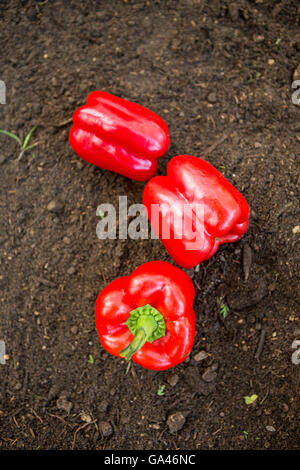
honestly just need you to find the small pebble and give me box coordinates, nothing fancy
[76,161,84,170]
[47,200,64,213]
[266,425,276,432]
[56,393,72,414]
[207,92,217,104]
[14,382,22,391]
[228,3,239,21]
[98,400,109,413]
[167,412,186,434]
[193,350,209,362]
[202,367,218,383]
[67,266,76,275]
[166,373,179,387]
[253,34,264,42]
[99,421,113,438]
[292,225,300,234]
[81,413,92,423]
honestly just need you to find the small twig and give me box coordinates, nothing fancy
[276,202,293,219]
[272,2,284,17]
[208,115,216,130]
[204,133,228,155]
[260,389,269,405]
[31,408,43,424]
[72,421,95,449]
[125,360,131,375]
[12,415,19,428]
[243,244,252,281]
[212,428,222,435]
[52,117,73,128]
[255,328,266,360]
[47,412,72,426]
[34,276,56,288]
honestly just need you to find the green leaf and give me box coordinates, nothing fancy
[217,297,230,319]
[157,384,166,396]
[0,129,22,146]
[244,394,258,405]
[25,142,39,152]
[220,303,229,319]
[22,125,37,150]
[88,354,94,364]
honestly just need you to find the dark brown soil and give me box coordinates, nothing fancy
[0,0,299,450]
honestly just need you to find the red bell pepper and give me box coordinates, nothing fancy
[69,91,169,181]
[143,155,250,269]
[95,261,195,370]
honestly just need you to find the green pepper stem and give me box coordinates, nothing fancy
[119,327,149,361]
[119,307,165,361]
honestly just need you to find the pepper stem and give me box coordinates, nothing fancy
[119,304,166,361]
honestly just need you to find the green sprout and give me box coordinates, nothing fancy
[217,297,230,319]
[88,354,94,364]
[244,394,258,405]
[0,125,38,160]
[157,384,166,396]
[243,430,249,440]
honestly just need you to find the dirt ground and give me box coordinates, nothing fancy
[0,0,299,451]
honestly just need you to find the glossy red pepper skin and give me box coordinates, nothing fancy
[143,155,250,269]
[69,91,169,181]
[95,261,195,371]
